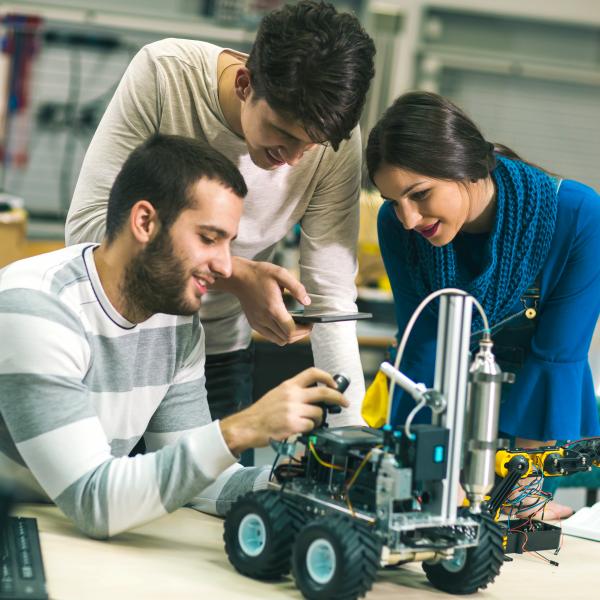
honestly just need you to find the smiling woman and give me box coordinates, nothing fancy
[366,92,600,519]
[372,162,496,246]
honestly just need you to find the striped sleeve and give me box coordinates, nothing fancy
[0,290,237,538]
[144,317,269,517]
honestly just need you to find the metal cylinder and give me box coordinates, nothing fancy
[461,338,505,513]
[432,294,473,521]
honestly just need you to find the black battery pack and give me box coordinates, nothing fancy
[503,519,562,554]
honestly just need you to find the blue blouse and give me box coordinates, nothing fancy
[378,179,600,440]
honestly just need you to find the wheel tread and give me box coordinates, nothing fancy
[423,511,505,594]
[292,514,382,600]
[224,490,303,580]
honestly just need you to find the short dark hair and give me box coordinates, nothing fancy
[246,0,376,151]
[105,134,247,243]
[366,91,535,185]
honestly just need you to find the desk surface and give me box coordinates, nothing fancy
[15,504,599,600]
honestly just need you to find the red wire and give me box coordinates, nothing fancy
[561,436,600,448]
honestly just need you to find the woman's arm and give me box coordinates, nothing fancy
[498,181,600,440]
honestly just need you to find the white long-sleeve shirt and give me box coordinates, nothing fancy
[65,39,366,425]
[0,245,267,538]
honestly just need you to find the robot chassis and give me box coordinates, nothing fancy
[223,292,600,599]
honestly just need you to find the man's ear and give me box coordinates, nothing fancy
[234,67,252,103]
[129,200,159,244]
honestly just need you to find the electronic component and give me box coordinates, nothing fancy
[316,372,351,417]
[502,519,561,557]
[0,484,11,540]
[288,310,372,324]
[332,372,350,393]
[223,289,600,599]
[396,425,449,482]
[225,291,501,598]
[303,427,382,456]
[0,517,47,599]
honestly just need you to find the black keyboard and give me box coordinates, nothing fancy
[0,517,47,600]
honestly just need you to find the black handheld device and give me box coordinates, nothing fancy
[289,310,372,324]
[317,373,351,419]
[0,482,11,540]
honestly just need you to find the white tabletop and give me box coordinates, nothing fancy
[14,503,600,600]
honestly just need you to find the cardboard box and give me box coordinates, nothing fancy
[357,189,388,289]
[0,208,27,268]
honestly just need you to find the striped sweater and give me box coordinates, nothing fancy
[0,244,267,538]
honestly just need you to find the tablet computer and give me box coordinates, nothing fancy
[289,310,372,324]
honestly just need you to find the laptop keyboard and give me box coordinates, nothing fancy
[0,517,47,599]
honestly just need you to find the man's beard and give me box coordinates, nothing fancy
[122,229,199,321]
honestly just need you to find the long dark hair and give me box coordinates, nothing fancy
[366,91,527,183]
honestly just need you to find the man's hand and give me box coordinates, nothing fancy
[213,257,313,346]
[220,368,349,456]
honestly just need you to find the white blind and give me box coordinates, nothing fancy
[440,70,600,190]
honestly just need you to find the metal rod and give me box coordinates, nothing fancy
[432,294,473,521]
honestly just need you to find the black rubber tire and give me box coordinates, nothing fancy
[422,510,504,594]
[224,490,305,580]
[291,514,381,600]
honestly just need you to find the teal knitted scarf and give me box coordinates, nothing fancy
[406,155,558,330]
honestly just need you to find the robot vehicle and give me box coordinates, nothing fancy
[223,290,599,599]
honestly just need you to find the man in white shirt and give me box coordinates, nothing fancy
[65,1,376,429]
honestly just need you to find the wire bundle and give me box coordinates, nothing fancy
[503,468,552,520]
[502,469,563,566]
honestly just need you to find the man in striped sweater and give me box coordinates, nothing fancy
[0,135,347,538]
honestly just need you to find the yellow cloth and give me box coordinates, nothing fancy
[361,369,389,428]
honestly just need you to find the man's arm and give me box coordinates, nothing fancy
[0,292,349,537]
[298,128,365,426]
[0,291,238,538]
[145,350,351,516]
[65,45,162,244]
[143,321,269,517]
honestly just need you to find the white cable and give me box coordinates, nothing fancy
[386,288,490,427]
[404,399,427,439]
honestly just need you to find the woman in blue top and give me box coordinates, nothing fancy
[366,92,600,518]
